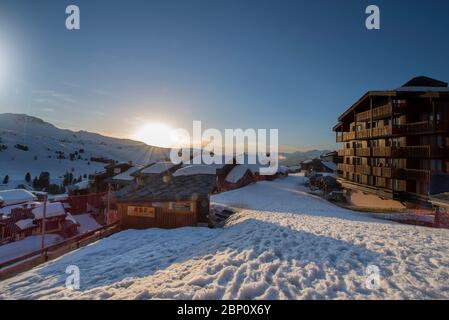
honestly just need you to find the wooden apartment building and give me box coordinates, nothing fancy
[333,76,449,205]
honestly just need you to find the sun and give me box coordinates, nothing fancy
[134,123,179,148]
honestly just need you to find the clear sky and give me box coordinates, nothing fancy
[0,0,448,151]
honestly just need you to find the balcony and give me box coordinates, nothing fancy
[372,166,392,178]
[356,148,371,157]
[342,131,356,142]
[372,147,391,157]
[339,164,355,173]
[393,168,430,181]
[336,135,343,143]
[393,121,449,135]
[371,146,447,158]
[355,165,371,175]
[354,102,407,123]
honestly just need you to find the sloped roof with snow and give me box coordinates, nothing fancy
[225,166,253,184]
[32,202,66,220]
[118,175,217,203]
[15,219,36,230]
[140,162,176,175]
[173,165,220,177]
[111,166,142,181]
[321,161,337,171]
[0,189,37,207]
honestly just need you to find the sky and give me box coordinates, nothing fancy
[0,0,449,152]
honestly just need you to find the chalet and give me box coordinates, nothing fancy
[132,162,182,186]
[109,165,143,190]
[300,159,336,173]
[173,163,235,192]
[0,189,37,207]
[117,174,217,229]
[223,165,256,190]
[90,162,134,193]
[333,76,449,207]
[0,201,72,242]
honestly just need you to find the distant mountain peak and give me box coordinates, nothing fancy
[0,113,56,128]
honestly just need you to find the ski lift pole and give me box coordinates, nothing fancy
[41,192,48,252]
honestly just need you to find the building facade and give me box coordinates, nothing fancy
[333,77,449,205]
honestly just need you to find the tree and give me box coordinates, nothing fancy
[2,175,9,184]
[25,172,32,183]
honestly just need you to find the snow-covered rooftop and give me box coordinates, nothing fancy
[140,162,176,175]
[32,202,66,220]
[173,165,219,177]
[15,219,36,230]
[0,189,37,207]
[111,166,142,181]
[225,165,252,183]
[321,161,337,171]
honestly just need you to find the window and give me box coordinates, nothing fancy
[431,160,442,172]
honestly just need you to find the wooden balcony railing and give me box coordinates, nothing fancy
[371,146,447,158]
[393,121,449,135]
[393,168,430,181]
[354,102,407,123]
[372,147,391,157]
[339,164,355,173]
[371,166,392,178]
[342,131,356,142]
[356,148,371,157]
[336,135,343,143]
[355,165,371,175]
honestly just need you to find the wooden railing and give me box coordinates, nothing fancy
[372,166,392,178]
[342,131,356,142]
[355,102,407,123]
[393,168,430,181]
[393,121,449,135]
[336,135,343,143]
[356,148,371,157]
[371,146,447,158]
[355,165,371,175]
[339,164,355,173]
[0,222,121,277]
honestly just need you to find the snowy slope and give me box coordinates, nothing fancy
[0,113,170,187]
[1,175,449,299]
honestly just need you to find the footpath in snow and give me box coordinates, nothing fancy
[1,174,448,299]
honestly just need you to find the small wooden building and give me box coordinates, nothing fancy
[117,174,217,229]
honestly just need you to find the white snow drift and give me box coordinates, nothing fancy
[1,175,449,299]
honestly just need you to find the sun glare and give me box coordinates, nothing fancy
[134,123,180,148]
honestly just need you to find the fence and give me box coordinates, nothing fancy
[0,189,123,280]
[0,221,121,280]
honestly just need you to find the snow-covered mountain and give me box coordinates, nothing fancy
[0,113,170,188]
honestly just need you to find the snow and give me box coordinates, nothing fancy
[0,189,37,207]
[15,219,36,230]
[0,113,170,188]
[395,86,449,92]
[0,234,64,263]
[32,202,66,220]
[111,166,141,181]
[72,180,90,191]
[141,162,175,174]
[321,161,337,171]
[225,166,250,183]
[173,165,219,177]
[0,202,41,217]
[1,175,449,299]
[72,214,102,233]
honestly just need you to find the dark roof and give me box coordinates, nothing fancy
[117,174,217,203]
[402,76,448,88]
